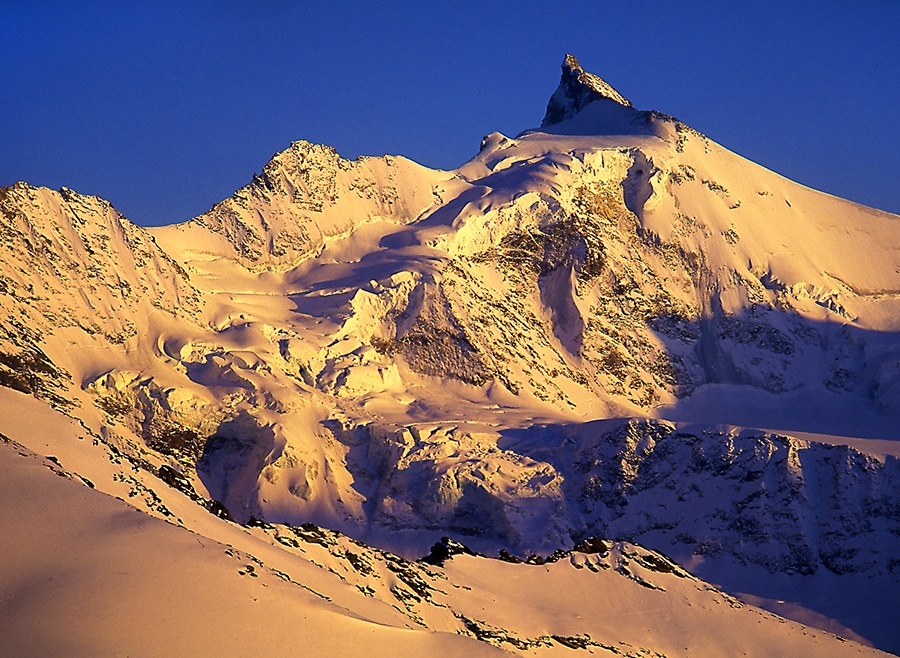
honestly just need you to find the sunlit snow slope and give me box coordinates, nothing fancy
[2,54,899,655]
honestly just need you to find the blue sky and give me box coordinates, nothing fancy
[2,1,899,226]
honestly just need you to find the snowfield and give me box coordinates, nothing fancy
[2,54,899,656]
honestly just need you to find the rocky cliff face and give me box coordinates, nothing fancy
[315,416,900,580]
[0,182,201,408]
[542,53,632,126]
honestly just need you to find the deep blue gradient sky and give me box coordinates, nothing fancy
[2,2,899,226]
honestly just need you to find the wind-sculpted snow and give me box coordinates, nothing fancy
[4,55,900,654]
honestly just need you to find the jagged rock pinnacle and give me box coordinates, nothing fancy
[541,54,631,127]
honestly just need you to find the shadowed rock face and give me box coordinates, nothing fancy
[542,54,632,127]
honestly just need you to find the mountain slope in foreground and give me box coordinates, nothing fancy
[0,390,886,657]
[2,55,899,655]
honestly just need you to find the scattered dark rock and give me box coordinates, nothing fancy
[419,536,478,566]
[497,549,522,564]
[573,537,611,555]
[0,348,72,409]
[157,464,195,497]
[246,515,273,528]
[207,499,233,521]
[285,521,337,548]
[544,549,570,564]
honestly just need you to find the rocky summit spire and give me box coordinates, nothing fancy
[541,54,631,127]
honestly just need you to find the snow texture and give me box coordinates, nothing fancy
[2,55,900,656]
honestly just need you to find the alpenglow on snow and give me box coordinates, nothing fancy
[2,54,900,657]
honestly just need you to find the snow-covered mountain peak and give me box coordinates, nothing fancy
[6,55,900,656]
[151,140,456,272]
[541,53,632,127]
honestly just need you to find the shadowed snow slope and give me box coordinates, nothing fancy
[0,417,887,657]
[2,55,900,655]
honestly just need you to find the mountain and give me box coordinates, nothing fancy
[2,54,899,656]
[542,53,632,125]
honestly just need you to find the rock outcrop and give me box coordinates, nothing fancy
[542,53,632,126]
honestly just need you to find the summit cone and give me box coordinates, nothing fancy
[541,53,632,126]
